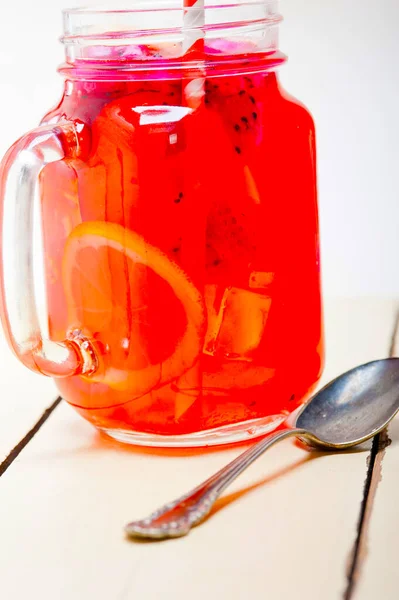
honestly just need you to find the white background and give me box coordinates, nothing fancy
[0,0,398,297]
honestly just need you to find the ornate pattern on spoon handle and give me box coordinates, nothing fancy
[125,428,305,540]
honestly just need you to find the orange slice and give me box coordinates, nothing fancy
[62,221,205,396]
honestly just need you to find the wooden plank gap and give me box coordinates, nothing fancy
[0,396,62,478]
[343,430,391,599]
[343,305,399,599]
[388,309,399,357]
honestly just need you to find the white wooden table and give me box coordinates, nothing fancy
[0,298,398,600]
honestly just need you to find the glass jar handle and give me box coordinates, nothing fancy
[0,120,97,378]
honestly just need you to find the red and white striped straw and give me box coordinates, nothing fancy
[182,0,205,108]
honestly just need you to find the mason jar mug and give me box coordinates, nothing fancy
[0,2,323,446]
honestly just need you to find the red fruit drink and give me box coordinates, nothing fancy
[40,41,323,444]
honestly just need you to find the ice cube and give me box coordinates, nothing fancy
[203,285,231,356]
[203,285,271,360]
[173,364,201,420]
[249,271,274,290]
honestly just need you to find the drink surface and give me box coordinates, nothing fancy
[40,42,323,439]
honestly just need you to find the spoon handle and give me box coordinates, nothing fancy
[125,426,306,540]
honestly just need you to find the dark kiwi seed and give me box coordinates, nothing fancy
[252,112,258,120]
[235,146,242,154]
[239,90,245,96]
[174,198,181,204]
[234,124,241,132]
[249,95,256,104]
[213,259,222,266]
[244,76,254,88]
[172,247,180,253]
[178,192,184,198]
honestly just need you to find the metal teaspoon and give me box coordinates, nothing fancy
[125,358,399,540]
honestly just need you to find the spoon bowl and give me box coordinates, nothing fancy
[126,358,399,540]
[293,358,399,447]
